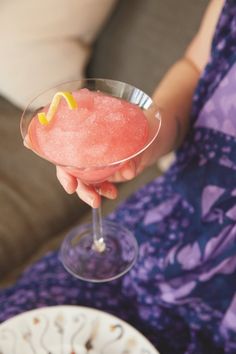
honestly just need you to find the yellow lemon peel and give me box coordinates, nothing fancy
[37,91,78,125]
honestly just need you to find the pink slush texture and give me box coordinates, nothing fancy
[28,89,149,168]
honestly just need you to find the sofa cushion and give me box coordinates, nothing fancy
[0,96,88,277]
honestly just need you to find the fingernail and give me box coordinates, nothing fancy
[91,198,97,208]
[105,187,117,199]
[77,190,95,207]
[23,135,31,148]
[122,163,135,180]
[96,187,102,195]
[64,182,75,194]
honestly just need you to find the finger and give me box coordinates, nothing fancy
[76,180,101,208]
[56,166,78,194]
[120,159,137,179]
[97,181,118,200]
[23,134,31,149]
[109,160,137,183]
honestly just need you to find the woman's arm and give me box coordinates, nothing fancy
[57,0,224,207]
[144,0,224,166]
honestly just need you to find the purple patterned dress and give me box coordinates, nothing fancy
[1,1,236,353]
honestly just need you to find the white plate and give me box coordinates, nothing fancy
[0,305,160,354]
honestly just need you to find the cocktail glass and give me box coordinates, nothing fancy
[20,79,161,282]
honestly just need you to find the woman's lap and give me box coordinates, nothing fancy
[0,177,234,353]
[0,251,195,354]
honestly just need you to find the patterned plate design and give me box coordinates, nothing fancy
[0,305,160,354]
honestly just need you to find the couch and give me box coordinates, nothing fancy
[0,0,208,287]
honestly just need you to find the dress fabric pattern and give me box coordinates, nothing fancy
[1,1,236,353]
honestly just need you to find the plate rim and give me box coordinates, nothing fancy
[0,305,159,353]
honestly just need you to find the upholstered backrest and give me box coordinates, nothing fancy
[89,0,208,94]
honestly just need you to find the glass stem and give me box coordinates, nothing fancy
[92,206,106,252]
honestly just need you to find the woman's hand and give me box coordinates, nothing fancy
[56,158,140,208]
[24,132,148,208]
[24,117,159,208]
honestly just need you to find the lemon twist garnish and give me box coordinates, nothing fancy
[38,91,78,125]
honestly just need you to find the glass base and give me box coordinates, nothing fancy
[60,220,138,282]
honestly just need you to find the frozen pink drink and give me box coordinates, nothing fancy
[28,89,149,181]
